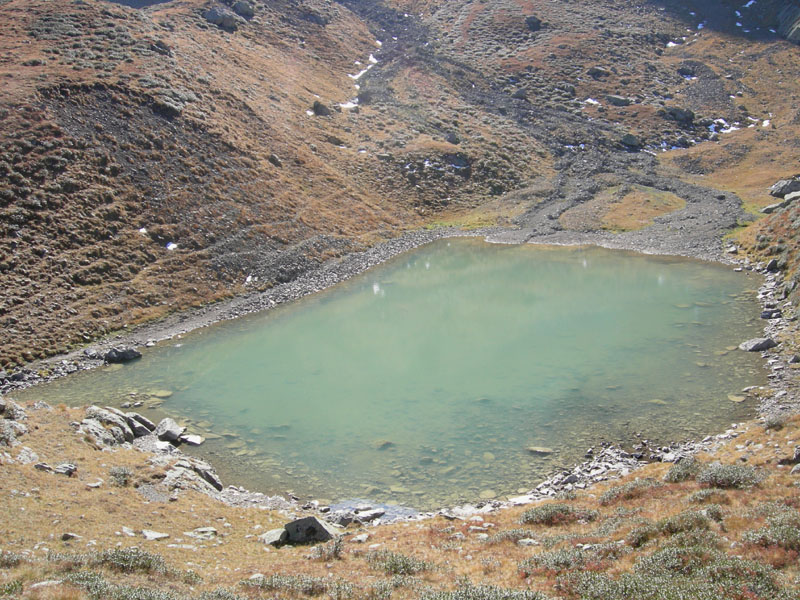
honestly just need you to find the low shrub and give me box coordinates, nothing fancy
[657,510,710,535]
[663,457,701,483]
[519,548,587,574]
[307,536,343,561]
[634,545,720,577]
[520,503,598,526]
[0,580,22,597]
[743,511,800,551]
[66,570,180,600]
[600,479,662,505]
[0,551,22,568]
[242,574,330,595]
[686,489,728,504]
[626,523,659,548]
[697,463,763,489]
[109,466,133,487]
[421,582,550,599]
[97,548,166,574]
[366,550,433,575]
[485,529,538,544]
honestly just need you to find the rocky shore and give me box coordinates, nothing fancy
[1,224,797,527]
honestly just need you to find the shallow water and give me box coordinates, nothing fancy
[18,239,768,509]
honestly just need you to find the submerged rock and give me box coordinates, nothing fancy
[527,446,555,455]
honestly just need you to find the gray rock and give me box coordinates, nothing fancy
[268,153,282,168]
[54,463,77,476]
[184,527,217,541]
[154,418,185,442]
[16,446,38,464]
[527,446,555,455]
[61,532,81,541]
[232,0,254,18]
[312,100,332,116]
[4,401,27,421]
[104,348,142,364]
[34,462,54,473]
[620,133,642,149]
[350,533,370,543]
[78,418,119,447]
[588,66,610,78]
[664,106,695,124]
[126,417,153,438]
[127,412,156,432]
[170,457,223,491]
[606,94,632,107]
[761,309,782,319]
[258,528,288,547]
[179,434,205,446]
[326,510,356,527]
[355,508,385,523]
[739,338,777,352]
[517,538,539,546]
[0,396,6,415]
[284,516,342,544]
[142,529,169,541]
[0,420,21,447]
[525,15,542,31]
[204,7,244,31]
[766,259,780,273]
[86,406,134,442]
[769,177,800,197]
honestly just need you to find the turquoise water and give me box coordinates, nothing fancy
[18,239,767,509]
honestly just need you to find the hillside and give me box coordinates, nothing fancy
[2,0,799,369]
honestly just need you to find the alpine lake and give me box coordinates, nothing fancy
[19,238,769,511]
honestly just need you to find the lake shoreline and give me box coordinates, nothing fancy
[1,225,798,522]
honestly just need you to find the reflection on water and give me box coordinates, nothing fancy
[16,239,767,509]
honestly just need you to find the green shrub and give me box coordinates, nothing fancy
[109,466,133,487]
[485,529,538,544]
[657,510,710,535]
[520,503,598,526]
[308,536,343,561]
[634,545,720,577]
[421,582,550,599]
[97,548,166,574]
[663,457,701,483]
[686,488,728,504]
[0,580,22,597]
[600,479,662,505]
[743,511,800,551]
[366,550,433,575]
[697,463,763,489]
[242,574,330,595]
[626,523,659,548]
[0,551,22,568]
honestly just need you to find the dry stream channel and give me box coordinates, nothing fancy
[18,239,768,510]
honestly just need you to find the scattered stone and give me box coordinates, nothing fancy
[142,529,169,541]
[664,106,695,124]
[34,462,54,473]
[122,526,136,537]
[765,259,780,273]
[373,439,394,450]
[761,308,782,319]
[791,464,800,475]
[739,338,777,352]
[154,418,185,442]
[86,479,103,489]
[268,153,283,168]
[232,0,254,18]
[16,447,38,464]
[184,527,217,541]
[258,528,288,547]
[355,508,385,523]
[588,66,610,78]
[620,133,642,149]
[61,532,81,541]
[351,533,370,543]
[518,538,539,546]
[778,447,800,465]
[284,516,341,544]
[104,348,142,364]
[727,395,746,403]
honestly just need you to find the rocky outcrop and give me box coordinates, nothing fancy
[103,348,142,364]
[154,418,185,442]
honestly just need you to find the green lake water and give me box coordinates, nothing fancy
[18,239,768,509]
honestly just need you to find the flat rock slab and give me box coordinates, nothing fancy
[527,446,554,455]
[142,530,169,541]
[184,527,217,541]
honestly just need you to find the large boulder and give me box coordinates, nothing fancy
[154,418,185,442]
[231,0,254,18]
[78,418,119,447]
[525,15,542,31]
[739,338,777,352]
[284,516,342,544]
[125,412,156,437]
[770,177,800,198]
[86,406,134,442]
[664,106,695,124]
[167,457,223,492]
[104,348,142,364]
[258,528,288,547]
[762,190,800,213]
[204,6,244,31]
